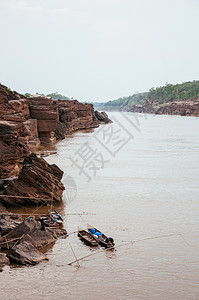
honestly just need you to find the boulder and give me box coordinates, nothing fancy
[21,227,67,249]
[20,229,55,249]
[0,153,65,206]
[0,217,67,250]
[7,241,49,265]
[0,218,38,249]
[95,111,113,123]
[0,214,22,237]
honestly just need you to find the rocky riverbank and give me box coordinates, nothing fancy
[0,85,111,201]
[0,215,67,268]
[0,83,113,269]
[0,83,111,179]
[127,100,199,117]
[0,83,113,208]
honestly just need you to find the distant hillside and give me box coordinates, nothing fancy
[94,81,199,112]
[148,81,199,104]
[93,92,148,110]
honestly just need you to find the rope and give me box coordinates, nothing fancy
[68,233,190,266]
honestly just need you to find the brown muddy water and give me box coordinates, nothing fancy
[1,112,199,300]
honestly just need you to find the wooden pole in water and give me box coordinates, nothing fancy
[68,241,134,265]
[69,243,80,267]
[68,233,190,266]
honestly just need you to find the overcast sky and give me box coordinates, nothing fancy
[0,0,199,102]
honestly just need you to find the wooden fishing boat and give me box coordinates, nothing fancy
[39,210,63,227]
[49,209,63,226]
[77,226,99,247]
[87,224,115,248]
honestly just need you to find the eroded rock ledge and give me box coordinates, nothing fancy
[0,153,65,206]
[0,84,103,178]
[0,217,67,268]
[0,84,112,207]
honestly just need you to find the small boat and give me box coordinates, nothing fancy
[39,210,63,227]
[77,226,99,247]
[87,224,115,248]
[49,209,63,226]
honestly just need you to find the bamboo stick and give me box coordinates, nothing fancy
[68,242,134,265]
[69,243,80,267]
[0,236,25,246]
[133,233,190,246]
[5,236,9,250]
[68,233,189,266]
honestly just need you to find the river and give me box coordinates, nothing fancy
[1,112,199,299]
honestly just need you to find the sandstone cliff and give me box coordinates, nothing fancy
[0,84,100,178]
[55,100,99,139]
[0,84,40,178]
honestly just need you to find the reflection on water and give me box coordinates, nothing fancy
[1,113,199,300]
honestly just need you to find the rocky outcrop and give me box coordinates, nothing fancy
[55,100,99,139]
[0,84,30,122]
[0,83,102,178]
[0,153,65,206]
[0,214,22,236]
[0,84,40,178]
[1,217,67,265]
[0,218,39,250]
[155,101,199,116]
[0,253,9,271]
[27,97,99,142]
[28,96,59,143]
[95,111,113,123]
[0,217,67,249]
[0,121,30,178]
[7,241,49,265]
[128,100,199,117]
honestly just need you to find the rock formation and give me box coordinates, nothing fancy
[0,84,40,178]
[55,100,99,139]
[7,241,49,265]
[28,97,99,142]
[128,100,199,117]
[0,213,22,236]
[0,217,67,266]
[0,84,101,178]
[95,111,113,123]
[28,96,59,143]
[0,153,65,206]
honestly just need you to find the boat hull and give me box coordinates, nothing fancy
[78,227,99,247]
[87,224,114,249]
